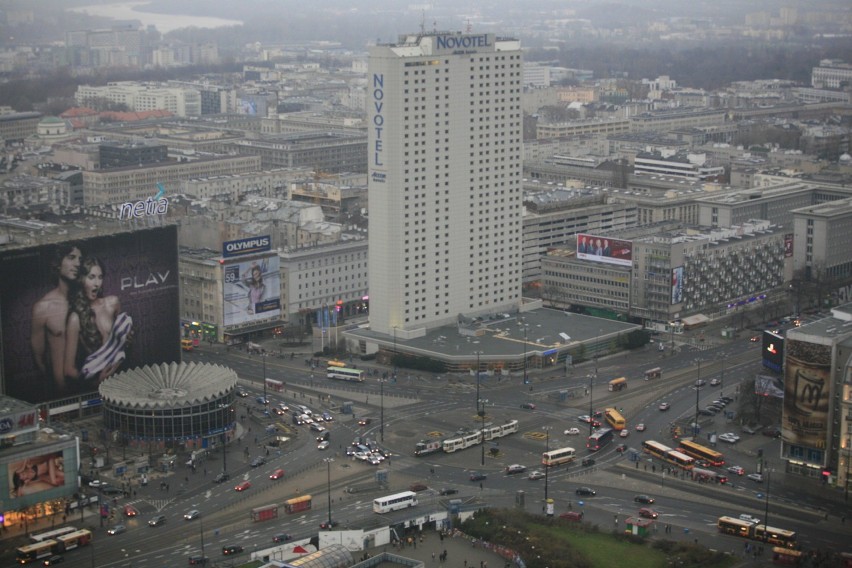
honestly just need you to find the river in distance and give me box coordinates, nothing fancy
[67,1,243,34]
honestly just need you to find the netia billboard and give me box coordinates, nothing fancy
[0,226,181,404]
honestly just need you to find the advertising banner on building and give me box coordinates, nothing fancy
[782,339,831,453]
[0,226,180,404]
[223,254,281,327]
[576,233,633,267]
[1,439,79,509]
[762,331,784,373]
[784,234,794,257]
[671,266,684,305]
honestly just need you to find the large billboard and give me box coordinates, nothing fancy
[782,339,831,453]
[223,254,281,327]
[2,439,79,509]
[762,330,784,373]
[671,266,684,305]
[576,233,633,267]
[0,226,181,404]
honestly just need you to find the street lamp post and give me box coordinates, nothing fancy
[522,322,528,385]
[588,334,599,436]
[543,426,551,503]
[693,359,702,441]
[325,458,334,527]
[763,469,772,544]
[475,351,486,466]
[720,358,725,398]
[262,353,267,403]
[380,377,385,442]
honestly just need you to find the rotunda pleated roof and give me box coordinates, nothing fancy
[99,362,238,409]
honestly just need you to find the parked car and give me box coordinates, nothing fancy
[187,556,208,566]
[222,545,244,555]
[469,472,487,481]
[564,427,580,435]
[698,409,715,417]
[560,511,583,521]
[520,402,536,410]
[575,487,596,496]
[107,524,126,535]
[762,426,782,438]
[148,515,166,527]
[638,508,659,519]
[250,456,266,467]
[658,402,671,411]
[409,482,428,492]
[719,432,741,443]
[528,470,546,480]
[634,495,655,504]
[505,464,527,474]
[317,441,331,450]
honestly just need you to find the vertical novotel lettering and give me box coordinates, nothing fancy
[372,73,384,167]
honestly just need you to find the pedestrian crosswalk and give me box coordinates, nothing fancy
[125,497,174,512]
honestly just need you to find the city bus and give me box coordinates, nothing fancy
[283,495,312,514]
[644,367,661,380]
[664,449,695,470]
[541,447,576,467]
[608,377,627,391]
[678,439,725,467]
[771,547,803,566]
[373,491,419,514]
[587,428,614,452]
[642,440,673,460]
[755,525,797,549]
[604,408,626,430]
[327,360,347,368]
[717,515,753,538]
[327,367,365,382]
[16,540,60,564]
[181,338,194,351]
[55,529,92,551]
[30,526,78,543]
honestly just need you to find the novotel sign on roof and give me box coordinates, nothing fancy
[434,34,492,51]
[223,235,272,258]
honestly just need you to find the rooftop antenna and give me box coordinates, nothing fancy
[420,10,426,35]
[466,18,472,33]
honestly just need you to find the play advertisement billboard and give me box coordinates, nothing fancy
[0,226,180,404]
[576,233,633,267]
[222,254,281,328]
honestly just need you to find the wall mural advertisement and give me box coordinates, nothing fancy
[0,227,180,404]
[222,254,281,328]
[576,233,633,267]
[782,339,831,453]
[671,266,684,305]
[2,440,78,509]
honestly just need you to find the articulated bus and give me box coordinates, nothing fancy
[56,529,92,551]
[665,450,695,470]
[642,440,673,459]
[587,428,614,452]
[283,495,312,514]
[30,526,78,543]
[16,540,60,564]
[717,517,797,549]
[608,377,627,391]
[542,447,576,467]
[327,360,347,368]
[678,439,725,467]
[644,367,661,380]
[327,367,365,382]
[604,408,626,430]
[373,491,419,513]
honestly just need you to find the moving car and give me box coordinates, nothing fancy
[619,429,630,438]
[319,520,339,529]
[575,487,596,496]
[638,508,659,519]
[694,379,707,388]
[222,545,244,555]
[520,402,537,410]
[123,504,139,517]
[634,495,655,504]
[615,443,628,453]
[710,378,722,386]
[528,470,545,480]
[269,468,285,480]
[273,534,292,543]
[213,472,230,483]
[750,335,760,342]
[564,427,580,435]
[43,556,64,565]
[658,402,670,411]
[635,423,646,432]
[727,465,745,476]
[719,432,740,443]
[469,472,487,481]
[107,524,126,535]
[505,464,527,474]
[184,510,201,521]
[747,473,763,483]
[409,482,428,492]
[250,456,266,467]
[188,555,209,565]
[357,418,373,426]
[581,457,595,467]
[318,441,331,450]
[148,515,166,527]
[234,481,251,492]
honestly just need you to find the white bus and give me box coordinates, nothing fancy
[30,526,79,543]
[541,447,576,467]
[327,367,365,382]
[373,491,419,513]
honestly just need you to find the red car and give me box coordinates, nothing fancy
[638,507,658,519]
[234,481,251,492]
[123,504,139,517]
[269,468,285,480]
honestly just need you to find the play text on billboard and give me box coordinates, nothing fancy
[0,226,181,404]
[576,233,633,267]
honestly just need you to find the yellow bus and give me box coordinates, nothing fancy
[181,338,194,351]
[604,407,626,430]
[608,377,627,391]
[678,439,725,466]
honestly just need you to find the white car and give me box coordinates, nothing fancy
[564,427,580,435]
[747,473,763,483]
[317,441,330,450]
[528,470,546,480]
[719,432,741,443]
[619,429,630,438]
[739,514,761,524]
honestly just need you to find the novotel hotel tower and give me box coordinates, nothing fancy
[367,32,524,337]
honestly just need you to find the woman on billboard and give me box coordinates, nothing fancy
[63,257,133,384]
[243,261,267,315]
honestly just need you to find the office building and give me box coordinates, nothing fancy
[367,31,524,338]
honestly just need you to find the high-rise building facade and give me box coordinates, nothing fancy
[367,32,524,336]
